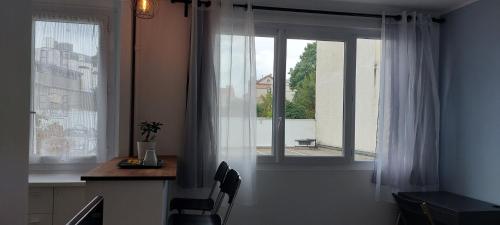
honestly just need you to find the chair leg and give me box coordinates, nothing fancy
[396,212,402,225]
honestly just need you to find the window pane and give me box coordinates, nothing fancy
[255,36,274,156]
[31,20,102,163]
[285,39,345,157]
[354,38,381,161]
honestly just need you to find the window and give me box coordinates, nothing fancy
[285,39,345,157]
[255,25,380,165]
[255,36,275,156]
[355,39,381,161]
[30,18,108,165]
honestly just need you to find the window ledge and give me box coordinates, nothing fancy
[29,172,86,187]
[256,161,375,171]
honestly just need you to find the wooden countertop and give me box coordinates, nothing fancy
[81,156,177,181]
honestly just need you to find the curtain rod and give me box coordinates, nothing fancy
[233,4,445,24]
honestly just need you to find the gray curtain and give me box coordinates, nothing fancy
[375,12,440,195]
[179,3,218,188]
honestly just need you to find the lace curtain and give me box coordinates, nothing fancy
[30,12,110,164]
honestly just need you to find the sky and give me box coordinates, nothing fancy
[255,37,315,80]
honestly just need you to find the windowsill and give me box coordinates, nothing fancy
[256,159,375,171]
[29,172,86,187]
[29,158,100,187]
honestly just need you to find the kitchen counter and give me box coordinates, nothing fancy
[82,155,177,225]
[81,156,177,181]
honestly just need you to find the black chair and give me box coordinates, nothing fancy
[393,193,435,225]
[168,169,241,225]
[66,196,103,225]
[170,161,230,214]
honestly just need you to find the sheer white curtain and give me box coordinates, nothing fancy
[376,12,440,195]
[217,0,257,205]
[31,12,110,164]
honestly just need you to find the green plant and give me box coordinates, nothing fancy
[138,121,163,142]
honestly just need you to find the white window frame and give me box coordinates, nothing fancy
[29,5,118,172]
[255,23,380,169]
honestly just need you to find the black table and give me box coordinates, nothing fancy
[399,191,500,225]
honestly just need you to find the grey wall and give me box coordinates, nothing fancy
[0,0,32,224]
[439,0,500,204]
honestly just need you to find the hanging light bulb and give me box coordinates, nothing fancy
[134,0,158,19]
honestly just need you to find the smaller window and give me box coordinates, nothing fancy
[31,19,106,165]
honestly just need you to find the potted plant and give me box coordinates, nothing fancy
[137,121,163,162]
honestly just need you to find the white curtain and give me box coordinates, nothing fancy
[375,12,440,195]
[181,0,256,203]
[31,12,110,164]
[217,0,257,205]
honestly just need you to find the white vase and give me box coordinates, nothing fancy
[137,141,156,162]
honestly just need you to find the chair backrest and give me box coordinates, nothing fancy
[213,169,241,225]
[207,161,230,199]
[220,169,241,204]
[214,161,230,183]
[393,193,434,225]
[66,196,103,225]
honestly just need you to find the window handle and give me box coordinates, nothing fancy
[277,116,283,129]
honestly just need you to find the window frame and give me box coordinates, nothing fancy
[29,5,118,172]
[255,23,380,168]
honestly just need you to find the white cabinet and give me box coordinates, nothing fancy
[28,213,52,225]
[29,188,53,214]
[28,186,86,225]
[53,187,86,225]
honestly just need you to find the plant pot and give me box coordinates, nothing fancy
[137,141,156,162]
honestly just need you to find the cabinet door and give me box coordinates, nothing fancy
[29,188,53,214]
[28,213,52,225]
[53,187,86,225]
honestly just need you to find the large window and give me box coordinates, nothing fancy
[30,18,108,164]
[255,26,380,164]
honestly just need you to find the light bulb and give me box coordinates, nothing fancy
[141,0,148,12]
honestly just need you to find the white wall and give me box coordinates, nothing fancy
[354,39,380,153]
[316,41,345,148]
[257,119,316,147]
[0,1,32,224]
